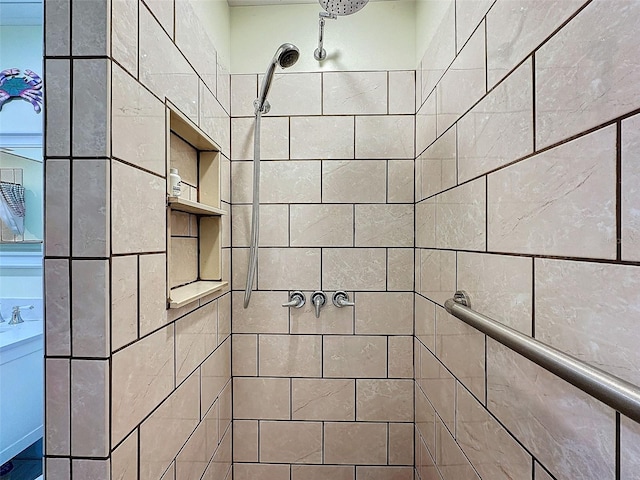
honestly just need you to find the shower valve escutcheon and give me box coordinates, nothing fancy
[332,291,355,308]
[282,291,306,309]
[311,291,327,318]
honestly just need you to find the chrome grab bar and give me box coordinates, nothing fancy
[444,291,640,424]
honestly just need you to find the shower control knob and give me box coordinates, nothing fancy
[311,291,327,318]
[332,291,355,308]
[282,291,306,309]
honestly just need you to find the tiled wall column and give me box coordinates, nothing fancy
[44,0,232,478]
[230,70,416,479]
[414,1,640,479]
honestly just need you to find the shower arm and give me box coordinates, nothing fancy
[314,11,337,61]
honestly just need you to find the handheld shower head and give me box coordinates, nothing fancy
[255,43,300,114]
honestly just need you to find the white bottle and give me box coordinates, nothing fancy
[169,168,182,197]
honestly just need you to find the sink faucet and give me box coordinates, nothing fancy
[8,305,33,325]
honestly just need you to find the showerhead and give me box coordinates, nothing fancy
[255,43,300,114]
[319,0,369,16]
[277,43,300,68]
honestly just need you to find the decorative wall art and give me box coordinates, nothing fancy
[0,68,43,113]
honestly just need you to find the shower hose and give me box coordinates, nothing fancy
[243,111,262,308]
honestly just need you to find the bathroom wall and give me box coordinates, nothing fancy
[230,69,416,478]
[413,0,640,479]
[230,0,416,73]
[42,0,232,478]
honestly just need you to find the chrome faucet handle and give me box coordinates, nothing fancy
[9,306,25,325]
[282,291,306,309]
[311,291,327,318]
[332,291,355,308]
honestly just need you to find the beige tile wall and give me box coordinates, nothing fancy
[44,0,231,478]
[231,69,416,477]
[415,0,640,479]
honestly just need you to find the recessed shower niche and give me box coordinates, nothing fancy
[165,103,228,308]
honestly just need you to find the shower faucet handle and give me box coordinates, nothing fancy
[282,291,306,309]
[332,291,355,308]
[311,291,327,318]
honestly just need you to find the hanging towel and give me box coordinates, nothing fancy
[0,181,26,235]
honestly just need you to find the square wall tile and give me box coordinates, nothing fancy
[290,204,353,247]
[323,71,387,115]
[263,72,322,116]
[322,248,386,291]
[232,204,289,247]
[535,259,640,387]
[72,459,110,480]
[292,379,355,421]
[419,346,455,430]
[324,422,387,465]
[388,336,413,379]
[231,291,289,334]
[259,421,322,464]
[356,379,413,422]
[175,301,218,383]
[487,340,615,479]
[488,126,616,258]
[233,377,290,419]
[435,418,478,479]
[200,82,231,157]
[355,204,413,247]
[201,338,231,410]
[259,334,322,377]
[486,0,585,88]
[417,248,456,307]
[323,335,387,378]
[258,248,321,290]
[535,0,640,148]
[456,0,493,51]
[420,1,455,100]
[234,463,290,480]
[355,115,415,159]
[355,292,413,335]
[111,160,166,254]
[415,91,437,157]
[260,161,321,203]
[231,117,289,160]
[322,160,387,203]
[291,465,354,480]
[291,116,355,159]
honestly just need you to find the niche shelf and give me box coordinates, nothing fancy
[166,102,228,309]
